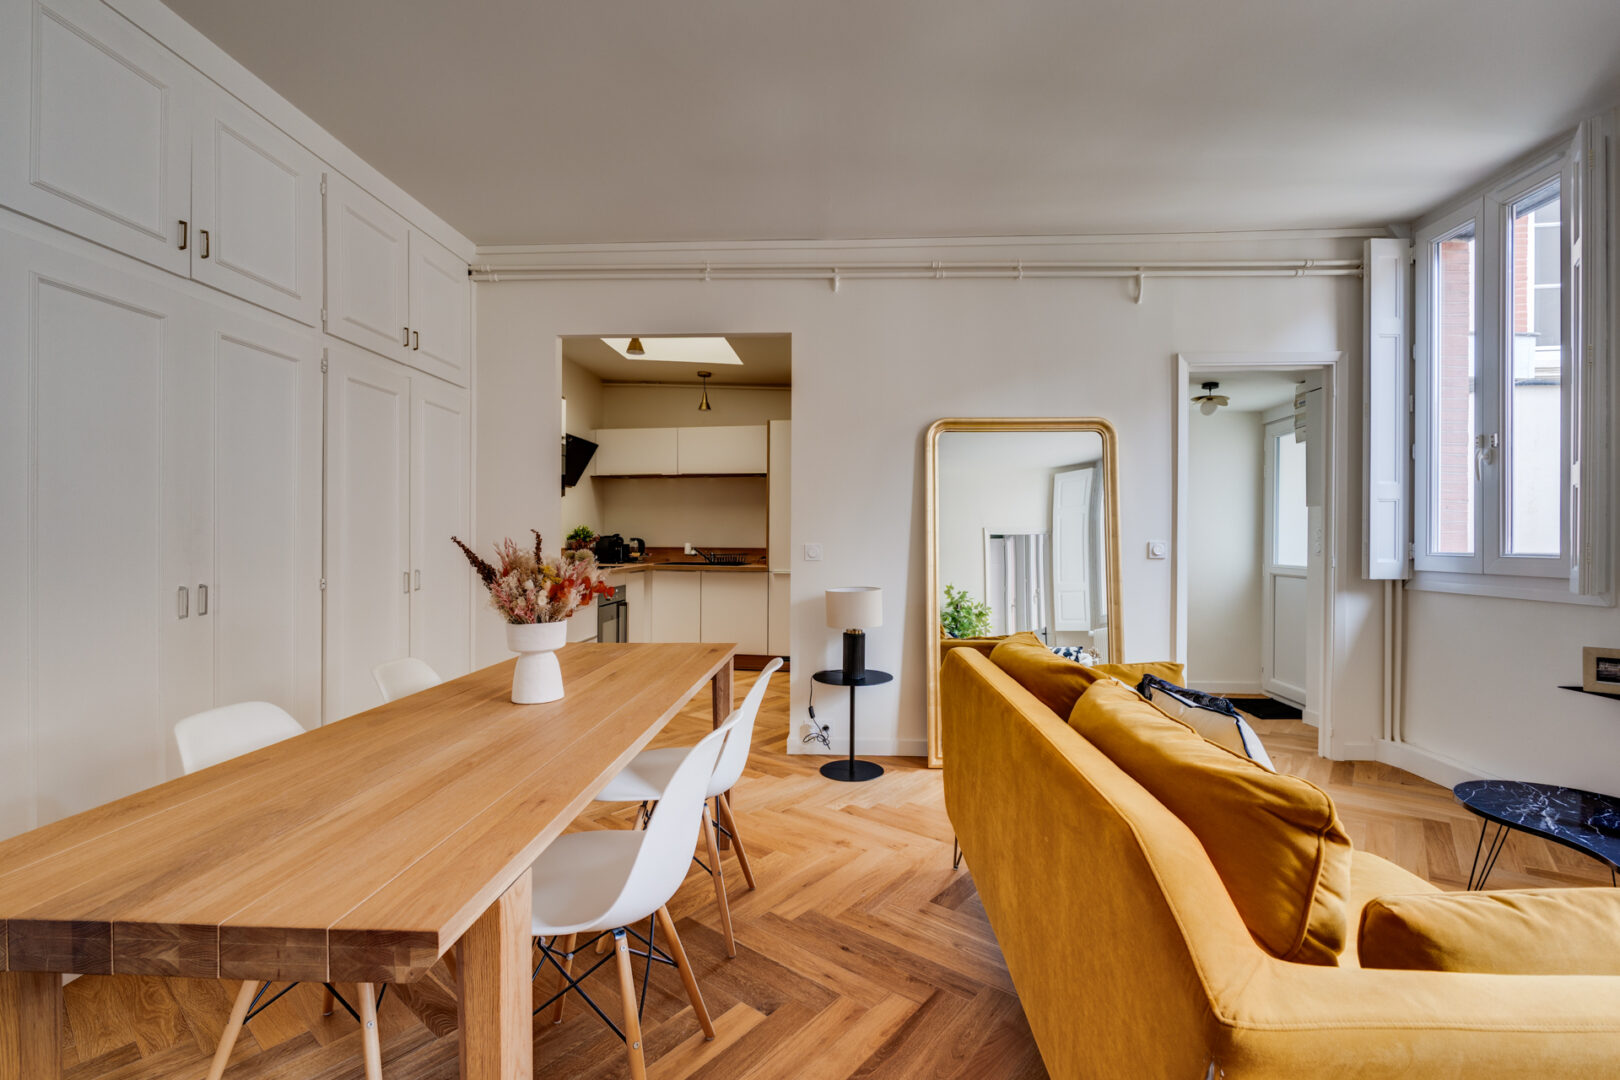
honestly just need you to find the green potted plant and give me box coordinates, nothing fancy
[564,524,597,552]
[940,584,992,639]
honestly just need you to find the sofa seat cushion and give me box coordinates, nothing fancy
[1359,887,1620,975]
[988,631,1184,719]
[1069,679,1353,965]
[1341,851,1438,968]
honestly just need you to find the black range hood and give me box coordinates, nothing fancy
[562,433,598,493]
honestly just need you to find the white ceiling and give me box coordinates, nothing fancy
[162,0,1620,246]
[1194,370,1303,413]
[562,334,792,385]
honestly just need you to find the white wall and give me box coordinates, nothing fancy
[1187,409,1264,692]
[560,357,604,538]
[475,234,1375,756]
[601,385,790,428]
[601,477,767,548]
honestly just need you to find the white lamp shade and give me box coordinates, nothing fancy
[826,586,882,630]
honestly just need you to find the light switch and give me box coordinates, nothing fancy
[1146,540,1169,560]
[804,543,823,561]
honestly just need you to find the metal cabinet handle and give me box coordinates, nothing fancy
[403,571,411,595]
[412,330,420,351]
[199,229,210,259]
[197,584,208,616]
[414,569,421,591]
[403,326,411,347]
[178,220,188,251]
[177,586,189,619]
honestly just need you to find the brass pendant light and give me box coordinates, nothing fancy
[626,336,645,356]
[696,370,713,412]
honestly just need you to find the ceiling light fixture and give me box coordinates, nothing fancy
[625,336,645,356]
[697,371,713,412]
[1192,381,1230,416]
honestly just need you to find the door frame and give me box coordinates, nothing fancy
[1173,352,1340,755]
[1261,414,1308,705]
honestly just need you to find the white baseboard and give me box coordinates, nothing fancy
[1189,680,1264,694]
[1374,739,1495,789]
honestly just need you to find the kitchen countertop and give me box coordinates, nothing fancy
[600,546,773,573]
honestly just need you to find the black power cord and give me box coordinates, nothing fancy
[802,680,832,749]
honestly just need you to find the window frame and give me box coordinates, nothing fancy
[1412,152,1572,589]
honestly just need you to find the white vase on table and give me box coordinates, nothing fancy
[506,621,568,704]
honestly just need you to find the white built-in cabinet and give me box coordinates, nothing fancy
[768,574,791,657]
[700,574,769,654]
[647,572,702,644]
[0,0,323,325]
[0,225,323,831]
[325,172,470,386]
[768,420,791,569]
[594,425,768,476]
[325,344,472,722]
[635,571,769,654]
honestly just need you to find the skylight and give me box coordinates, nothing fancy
[601,337,743,365]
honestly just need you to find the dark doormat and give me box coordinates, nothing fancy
[1229,696,1303,720]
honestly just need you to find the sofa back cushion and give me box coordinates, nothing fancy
[988,631,1184,719]
[1069,679,1352,965]
[1359,888,1620,975]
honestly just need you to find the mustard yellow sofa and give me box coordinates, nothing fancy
[941,648,1620,1078]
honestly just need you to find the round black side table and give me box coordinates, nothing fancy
[812,668,892,782]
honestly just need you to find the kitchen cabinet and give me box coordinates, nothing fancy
[768,420,791,569]
[700,573,769,654]
[324,172,470,385]
[0,0,194,275]
[326,343,473,721]
[190,88,324,326]
[768,573,791,656]
[677,425,768,474]
[594,427,679,476]
[0,227,323,830]
[648,572,702,643]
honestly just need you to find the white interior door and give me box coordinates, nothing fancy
[411,377,473,680]
[1051,466,1095,631]
[0,230,200,828]
[407,231,470,386]
[326,343,412,721]
[324,172,411,360]
[206,302,324,725]
[0,0,193,275]
[191,88,323,326]
[1262,416,1308,705]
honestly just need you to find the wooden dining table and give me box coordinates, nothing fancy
[0,641,736,1079]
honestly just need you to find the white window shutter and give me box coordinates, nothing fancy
[1363,237,1413,579]
[1570,115,1613,597]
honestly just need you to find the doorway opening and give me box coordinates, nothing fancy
[1175,354,1339,753]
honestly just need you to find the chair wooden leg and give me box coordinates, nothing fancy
[655,906,714,1039]
[320,985,336,1017]
[442,949,459,988]
[612,931,648,1080]
[716,793,756,891]
[701,799,737,958]
[549,934,576,1024]
[206,980,259,1080]
[357,983,383,1080]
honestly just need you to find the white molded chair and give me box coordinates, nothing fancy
[530,715,740,1080]
[593,658,782,957]
[372,657,442,704]
[172,702,385,1080]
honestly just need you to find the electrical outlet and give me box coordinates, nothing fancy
[803,543,823,561]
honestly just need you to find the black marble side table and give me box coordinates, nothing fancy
[1453,780,1620,889]
[812,669,892,782]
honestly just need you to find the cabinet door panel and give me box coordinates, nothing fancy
[0,0,191,274]
[208,306,323,725]
[411,379,473,680]
[324,172,410,359]
[0,231,196,829]
[594,427,678,476]
[677,426,768,474]
[768,572,791,657]
[407,231,469,386]
[192,91,322,325]
[648,572,702,643]
[700,573,768,653]
[326,344,412,721]
[768,420,791,569]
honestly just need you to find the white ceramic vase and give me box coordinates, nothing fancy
[506,620,568,704]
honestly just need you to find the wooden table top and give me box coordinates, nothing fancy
[0,642,734,984]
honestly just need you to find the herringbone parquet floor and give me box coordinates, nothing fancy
[56,678,1611,1079]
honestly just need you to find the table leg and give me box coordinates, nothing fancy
[0,971,62,1080]
[456,874,533,1080]
[712,656,735,848]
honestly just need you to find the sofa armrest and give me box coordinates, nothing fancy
[1357,887,1620,975]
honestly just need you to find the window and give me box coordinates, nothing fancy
[1413,158,1574,591]
[1271,427,1308,569]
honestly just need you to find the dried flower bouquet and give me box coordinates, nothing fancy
[453,530,615,624]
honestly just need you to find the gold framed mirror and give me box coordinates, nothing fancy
[925,418,1123,767]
